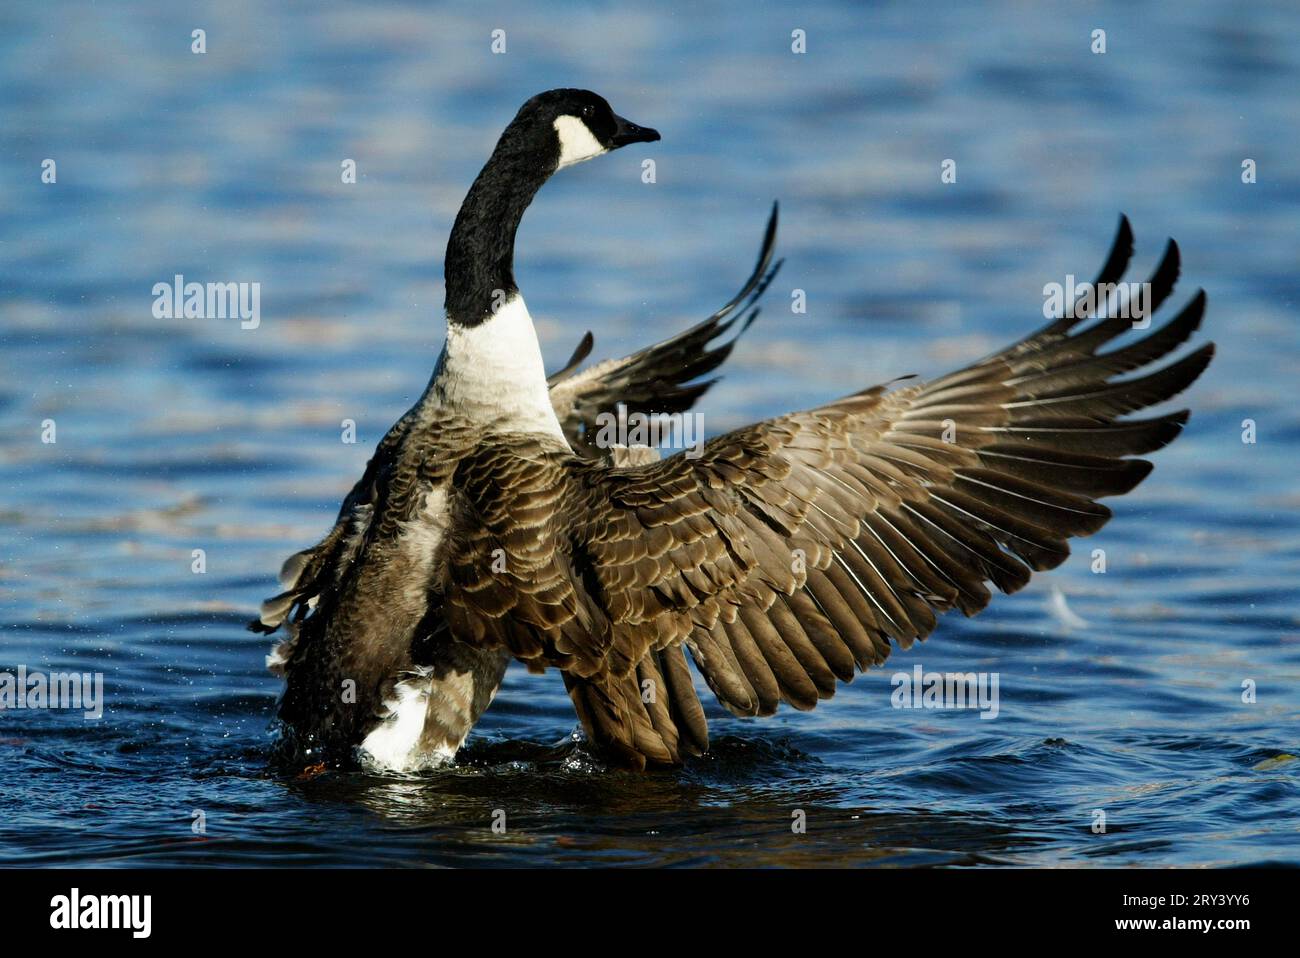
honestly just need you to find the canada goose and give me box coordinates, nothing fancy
[252,88,1213,772]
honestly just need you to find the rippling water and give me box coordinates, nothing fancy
[2,0,1298,867]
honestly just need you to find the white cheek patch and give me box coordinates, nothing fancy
[553,115,607,169]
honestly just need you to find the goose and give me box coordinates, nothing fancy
[251,88,1213,772]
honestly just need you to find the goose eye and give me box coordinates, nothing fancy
[581,105,594,119]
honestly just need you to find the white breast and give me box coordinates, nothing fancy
[429,294,568,443]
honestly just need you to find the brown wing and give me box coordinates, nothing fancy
[443,217,1213,768]
[248,408,417,639]
[547,204,781,457]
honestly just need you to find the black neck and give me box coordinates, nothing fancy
[443,137,555,326]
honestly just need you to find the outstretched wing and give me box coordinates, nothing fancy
[548,203,781,457]
[248,410,416,641]
[443,216,1213,768]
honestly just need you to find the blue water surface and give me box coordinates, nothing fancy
[1,0,1298,867]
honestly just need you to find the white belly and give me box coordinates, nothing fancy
[359,667,479,772]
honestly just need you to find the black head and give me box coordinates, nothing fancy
[443,90,660,325]
[505,88,660,171]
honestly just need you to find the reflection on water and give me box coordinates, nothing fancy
[1,0,1299,866]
